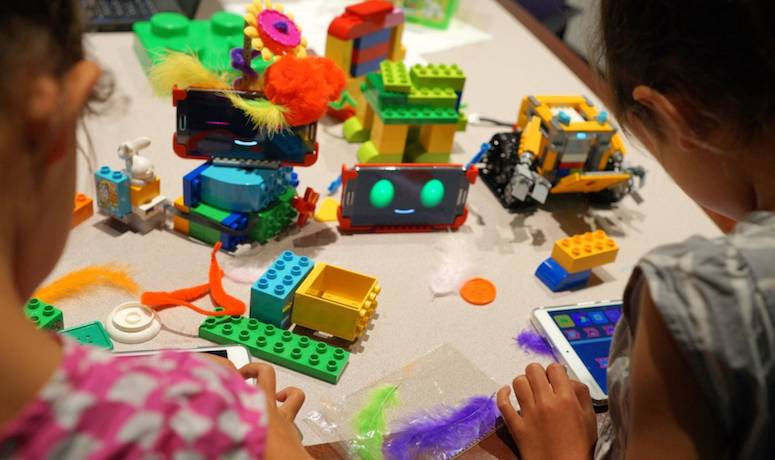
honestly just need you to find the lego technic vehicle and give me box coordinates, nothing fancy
[478,95,644,208]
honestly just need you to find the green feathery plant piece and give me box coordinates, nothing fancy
[351,384,400,460]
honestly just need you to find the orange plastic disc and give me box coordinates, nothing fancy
[460,277,497,306]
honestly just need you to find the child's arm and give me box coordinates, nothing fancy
[625,286,718,459]
[238,363,313,460]
[497,363,597,460]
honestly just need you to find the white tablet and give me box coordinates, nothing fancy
[531,300,623,404]
[115,345,253,382]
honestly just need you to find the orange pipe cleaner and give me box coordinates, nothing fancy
[140,242,245,316]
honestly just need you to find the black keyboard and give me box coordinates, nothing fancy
[82,0,200,32]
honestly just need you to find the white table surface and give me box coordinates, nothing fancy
[57,0,720,444]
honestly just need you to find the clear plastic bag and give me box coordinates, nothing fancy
[305,344,502,459]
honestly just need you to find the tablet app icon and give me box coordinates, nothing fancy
[563,329,582,341]
[583,327,601,338]
[570,313,591,326]
[589,311,609,325]
[554,314,575,328]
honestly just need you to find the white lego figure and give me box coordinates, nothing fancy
[117,137,155,186]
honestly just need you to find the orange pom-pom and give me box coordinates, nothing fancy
[264,56,346,126]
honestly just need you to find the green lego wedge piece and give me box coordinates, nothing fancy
[199,315,350,384]
[61,321,114,350]
[380,61,411,93]
[250,188,297,244]
[191,201,232,223]
[133,12,245,73]
[407,87,458,108]
[24,298,63,330]
[410,64,466,91]
[378,106,459,125]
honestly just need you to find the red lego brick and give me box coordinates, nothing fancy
[346,1,394,19]
[351,41,389,64]
[328,13,385,40]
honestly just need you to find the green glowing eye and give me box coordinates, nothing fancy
[370,179,395,208]
[420,179,445,208]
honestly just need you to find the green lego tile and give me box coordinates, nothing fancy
[133,12,246,73]
[380,61,411,93]
[200,314,350,384]
[61,321,114,350]
[407,87,458,108]
[24,298,63,330]
[410,64,466,91]
[378,106,460,125]
[191,201,232,223]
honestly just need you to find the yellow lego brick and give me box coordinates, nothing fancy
[560,121,615,133]
[355,91,375,131]
[388,23,405,61]
[325,34,353,72]
[419,124,456,154]
[552,230,619,273]
[550,172,630,194]
[72,193,93,228]
[371,117,409,155]
[533,95,589,106]
[314,197,340,223]
[130,177,160,207]
[292,263,380,342]
[519,116,543,156]
[172,196,189,235]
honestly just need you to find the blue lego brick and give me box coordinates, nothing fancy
[535,257,591,292]
[94,166,131,218]
[200,165,294,213]
[250,251,314,327]
[354,28,390,49]
[351,56,384,78]
[183,162,211,208]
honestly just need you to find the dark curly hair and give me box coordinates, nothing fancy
[597,0,775,144]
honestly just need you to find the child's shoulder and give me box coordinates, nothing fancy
[0,339,267,458]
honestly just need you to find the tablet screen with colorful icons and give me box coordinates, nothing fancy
[548,303,623,393]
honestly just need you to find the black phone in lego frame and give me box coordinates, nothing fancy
[339,164,475,230]
[173,87,317,165]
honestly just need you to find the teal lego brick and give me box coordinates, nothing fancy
[410,64,466,91]
[378,106,460,125]
[407,87,459,108]
[380,61,411,93]
[95,166,131,218]
[200,315,349,383]
[24,298,63,331]
[61,321,114,350]
[133,12,245,73]
[200,165,294,213]
[250,250,314,327]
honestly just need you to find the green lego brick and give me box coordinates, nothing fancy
[404,141,451,163]
[133,12,245,73]
[410,64,466,91]
[24,298,63,330]
[200,314,350,383]
[457,111,468,131]
[250,187,297,244]
[61,321,114,350]
[343,116,371,143]
[357,141,403,163]
[380,61,411,93]
[191,201,232,223]
[407,87,458,108]
[378,106,460,125]
[189,220,221,246]
[364,74,408,107]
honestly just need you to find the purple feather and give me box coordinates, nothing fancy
[515,328,555,358]
[383,395,498,460]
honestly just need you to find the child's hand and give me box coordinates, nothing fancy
[238,363,312,459]
[497,363,597,460]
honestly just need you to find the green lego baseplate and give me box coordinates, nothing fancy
[24,298,63,330]
[199,313,350,384]
[361,61,465,125]
[61,321,114,350]
[133,12,272,75]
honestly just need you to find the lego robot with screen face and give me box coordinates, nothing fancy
[478,95,645,208]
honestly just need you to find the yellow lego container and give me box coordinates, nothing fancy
[551,230,618,273]
[130,177,160,207]
[292,263,380,342]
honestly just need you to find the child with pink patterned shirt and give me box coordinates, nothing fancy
[0,2,310,458]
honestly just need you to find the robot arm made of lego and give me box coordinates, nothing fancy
[117,137,155,186]
[605,133,647,196]
[511,116,552,204]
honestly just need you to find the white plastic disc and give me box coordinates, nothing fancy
[106,301,162,344]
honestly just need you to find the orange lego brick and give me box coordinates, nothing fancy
[130,177,160,207]
[370,117,408,155]
[72,193,93,228]
[172,196,190,235]
[551,230,618,273]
